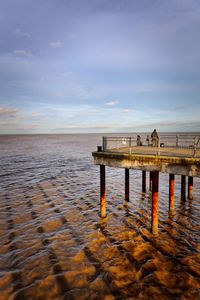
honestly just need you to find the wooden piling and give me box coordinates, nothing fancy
[125,168,130,202]
[169,174,175,212]
[149,171,153,192]
[151,171,159,235]
[188,176,193,200]
[100,165,106,217]
[181,175,186,200]
[142,170,146,193]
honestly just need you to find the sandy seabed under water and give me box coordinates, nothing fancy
[0,134,200,300]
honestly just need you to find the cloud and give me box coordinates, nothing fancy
[15,28,31,39]
[17,112,41,120]
[49,41,64,48]
[45,103,101,118]
[29,112,41,117]
[122,109,132,113]
[53,125,108,130]
[13,49,32,57]
[17,123,40,129]
[127,120,200,132]
[0,121,18,126]
[105,100,119,107]
[0,0,200,134]
[0,107,18,117]
[0,120,40,129]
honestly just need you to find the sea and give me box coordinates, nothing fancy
[0,134,199,300]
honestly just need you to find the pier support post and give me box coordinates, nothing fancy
[181,175,186,201]
[142,171,146,193]
[125,168,130,202]
[149,171,153,192]
[100,165,106,217]
[188,176,193,200]
[169,174,175,212]
[151,171,159,235]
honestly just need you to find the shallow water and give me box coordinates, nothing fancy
[0,134,200,300]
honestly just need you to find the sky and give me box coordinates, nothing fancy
[0,0,200,134]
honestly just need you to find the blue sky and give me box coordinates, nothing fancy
[0,0,200,134]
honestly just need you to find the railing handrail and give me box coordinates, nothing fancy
[101,134,200,157]
[104,134,199,138]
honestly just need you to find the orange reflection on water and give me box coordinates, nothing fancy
[0,174,200,299]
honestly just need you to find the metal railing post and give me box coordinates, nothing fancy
[176,135,178,147]
[193,137,197,158]
[157,136,160,156]
[129,137,131,154]
[103,136,107,151]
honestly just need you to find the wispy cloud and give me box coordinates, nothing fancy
[53,125,108,131]
[0,120,18,126]
[17,123,40,129]
[125,120,200,132]
[16,112,41,120]
[0,120,40,129]
[140,120,200,130]
[29,112,41,117]
[0,0,200,134]
[49,41,64,48]
[122,109,133,114]
[105,100,119,107]
[0,107,18,117]
[15,28,31,39]
[13,49,32,57]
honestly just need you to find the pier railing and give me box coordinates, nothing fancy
[101,134,200,158]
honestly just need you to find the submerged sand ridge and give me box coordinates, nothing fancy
[0,134,200,299]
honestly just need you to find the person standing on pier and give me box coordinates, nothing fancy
[151,129,159,147]
[146,135,150,146]
[137,135,142,146]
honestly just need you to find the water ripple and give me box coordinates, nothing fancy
[0,134,199,299]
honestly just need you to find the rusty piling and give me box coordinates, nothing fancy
[151,171,159,235]
[181,175,186,201]
[142,170,146,193]
[149,171,153,192]
[100,165,106,217]
[125,168,130,202]
[188,176,193,200]
[169,174,175,212]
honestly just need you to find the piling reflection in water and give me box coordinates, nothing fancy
[0,134,200,299]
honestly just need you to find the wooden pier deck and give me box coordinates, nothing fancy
[108,145,200,158]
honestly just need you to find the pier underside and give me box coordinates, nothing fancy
[92,150,200,177]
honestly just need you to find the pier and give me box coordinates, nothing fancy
[92,134,200,234]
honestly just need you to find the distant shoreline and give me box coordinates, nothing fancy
[0,131,200,137]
